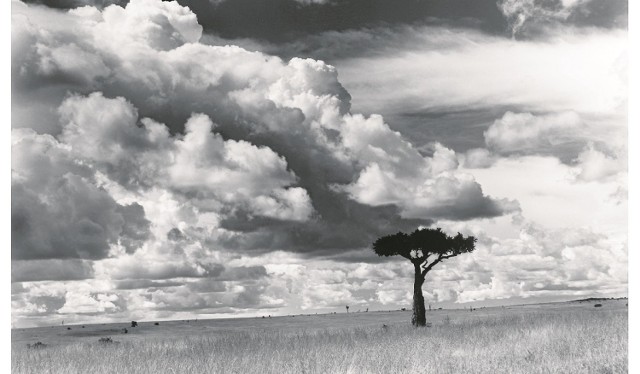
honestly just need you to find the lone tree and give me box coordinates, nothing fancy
[373,228,476,327]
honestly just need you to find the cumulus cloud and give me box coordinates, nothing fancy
[11,128,151,260]
[337,117,519,220]
[10,0,626,326]
[12,0,512,262]
[421,218,626,303]
[71,0,202,51]
[572,143,627,182]
[465,110,626,181]
[484,111,582,153]
[58,292,122,314]
[57,92,314,221]
[462,148,497,169]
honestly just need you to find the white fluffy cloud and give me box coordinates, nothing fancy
[71,0,202,51]
[12,0,512,229]
[337,115,519,220]
[484,111,582,153]
[10,0,626,326]
[572,143,627,182]
[58,92,314,221]
[420,218,627,303]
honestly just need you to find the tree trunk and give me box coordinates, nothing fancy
[411,263,426,327]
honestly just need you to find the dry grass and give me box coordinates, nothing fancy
[12,307,627,374]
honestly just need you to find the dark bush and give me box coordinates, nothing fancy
[98,337,114,344]
[154,322,159,325]
[594,304,603,307]
[27,342,47,349]
[131,321,138,327]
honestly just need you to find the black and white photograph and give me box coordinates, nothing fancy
[7,0,632,372]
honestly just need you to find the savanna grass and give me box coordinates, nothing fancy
[12,309,627,374]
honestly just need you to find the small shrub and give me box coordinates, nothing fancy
[98,337,114,344]
[154,322,160,326]
[594,304,603,307]
[524,349,535,363]
[26,342,47,349]
[131,321,138,327]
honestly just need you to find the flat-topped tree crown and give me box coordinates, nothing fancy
[372,231,411,258]
[372,227,477,326]
[373,228,475,263]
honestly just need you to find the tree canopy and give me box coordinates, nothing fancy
[373,228,477,278]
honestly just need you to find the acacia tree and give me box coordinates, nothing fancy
[373,228,476,326]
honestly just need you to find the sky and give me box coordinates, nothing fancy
[10,0,628,328]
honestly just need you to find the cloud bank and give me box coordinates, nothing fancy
[10,0,626,326]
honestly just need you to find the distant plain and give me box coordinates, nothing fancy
[12,299,627,374]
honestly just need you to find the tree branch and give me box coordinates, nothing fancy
[420,253,458,277]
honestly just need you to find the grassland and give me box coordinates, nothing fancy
[11,299,627,373]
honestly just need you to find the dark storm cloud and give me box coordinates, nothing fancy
[187,0,508,42]
[11,260,95,282]
[20,0,126,9]
[11,178,151,261]
[204,23,484,62]
[22,0,625,48]
[21,0,508,39]
[185,0,623,43]
[217,193,431,256]
[118,203,153,253]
